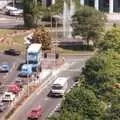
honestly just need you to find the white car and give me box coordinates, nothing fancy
[2,92,15,102]
[5,6,17,15]
[9,9,23,16]
[5,6,17,11]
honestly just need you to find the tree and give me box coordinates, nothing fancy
[23,0,35,27]
[32,27,52,50]
[99,27,120,53]
[50,86,105,120]
[102,104,120,120]
[83,50,120,88]
[72,6,106,45]
[23,0,64,27]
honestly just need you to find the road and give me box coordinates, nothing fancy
[9,57,87,120]
[0,14,23,28]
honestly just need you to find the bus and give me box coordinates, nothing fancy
[27,43,42,71]
[50,77,69,97]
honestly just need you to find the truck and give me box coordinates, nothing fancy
[19,64,33,77]
[50,77,69,97]
[27,43,42,71]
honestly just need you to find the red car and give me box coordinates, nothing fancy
[8,84,21,94]
[27,106,43,119]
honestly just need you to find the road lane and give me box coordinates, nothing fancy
[9,59,86,120]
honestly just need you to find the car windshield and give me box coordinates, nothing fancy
[28,61,37,64]
[32,110,38,113]
[2,65,8,68]
[22,68,27,71]
[52,85,63,90]
[5,95,10,97]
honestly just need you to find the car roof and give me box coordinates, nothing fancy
[4,92,13,94]
[22,64,31,69]
[1,64,9,67]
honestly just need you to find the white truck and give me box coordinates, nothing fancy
[50,77,69,97]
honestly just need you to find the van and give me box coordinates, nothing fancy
[50,77,69,97]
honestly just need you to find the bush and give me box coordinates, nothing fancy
[32,27,52,50]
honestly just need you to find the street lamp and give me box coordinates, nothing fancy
[24,41,31,96]
[52,15,62,67]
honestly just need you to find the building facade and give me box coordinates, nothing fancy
[80,0,120,13]
[43,0,120,13]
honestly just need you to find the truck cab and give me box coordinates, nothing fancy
[19,64,33,77]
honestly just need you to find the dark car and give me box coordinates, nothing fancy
[0,63,10,72]
[4,49,21,56]
[0,102,8,112]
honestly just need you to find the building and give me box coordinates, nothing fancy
[80,0,120,13]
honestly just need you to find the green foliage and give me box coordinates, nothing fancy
[83,50,120,88]
[99,27,120,53]
[102,104,120,120]
[51,86,105,120]
[32,27,52,50]
[72,6,106,44]
[23,0,35,27]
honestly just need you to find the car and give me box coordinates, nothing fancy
[2,92,15,102]
[19,64,33,77]
[0,63,10,72]
[0,102,8,112]
[4,6,18,15]
[8,84,21,94]
[9,9,23,16]
[4,49,21,56]
[14,78,24,88]
[27,106,43,120]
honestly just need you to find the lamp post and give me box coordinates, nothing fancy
[24,41,31,96]
[52,15,62,67]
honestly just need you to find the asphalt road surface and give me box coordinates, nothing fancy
[9,58,87,120]
[0,14,23,28]
[0,53,25,117]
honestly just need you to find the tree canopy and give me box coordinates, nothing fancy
[99,27,120,53]
[72,6,106,44]
[32,27,52,50]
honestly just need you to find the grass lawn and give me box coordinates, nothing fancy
[0,29,16,36]
[0,28,94,55]
[58,47,82,54]
[0,29,28,52]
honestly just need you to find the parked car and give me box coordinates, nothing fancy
[27,106,43,120]
[5,6,17,15]
[9,9,23,16]
[4,49,21,56]
[8,84,21,94]
[19,64,33,77]
[0,63,10,72]
[0,102,8,112]
[2,92,15,102]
